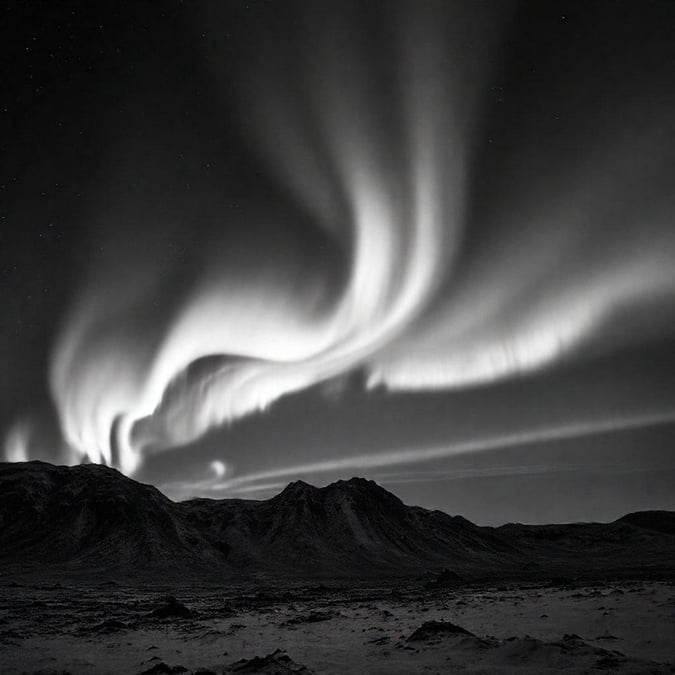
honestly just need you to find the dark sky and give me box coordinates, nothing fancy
[2,0,675,524]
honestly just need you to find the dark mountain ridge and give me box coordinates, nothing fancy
[1,461,673,581]
[177,476,519,576]
[0,461,229,576]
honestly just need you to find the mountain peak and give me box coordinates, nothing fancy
[326,476,403,505]
[273,477,402,505]
[274,477,382,497]
[276,479,321,499]
[334,476,377,488]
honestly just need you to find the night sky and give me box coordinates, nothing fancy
[2,0,675,524]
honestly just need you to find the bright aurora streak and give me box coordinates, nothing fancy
[5,2,675,498]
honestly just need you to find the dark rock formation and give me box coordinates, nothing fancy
[1,461,674,581]
[407,620,475,642]
[227,649,313,673]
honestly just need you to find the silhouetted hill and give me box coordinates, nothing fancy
[1,462,673,581]
[0,461,228,576]
[616,510,675,535]
[496,514,675,577]
[178,476,520,576]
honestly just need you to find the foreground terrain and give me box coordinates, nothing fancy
[1,462,673,672]
[0,578,673,674]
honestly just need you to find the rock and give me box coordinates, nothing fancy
[366,636,390,645]
[140,663,173,674]
[425,568,464,589]
[149,596,192,619]
[228,648,313,673]
[139,663,188,675]
[283,611,335,626]
[407,620,475,642]
[93,618,128,633]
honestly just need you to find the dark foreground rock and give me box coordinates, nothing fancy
[149,596,192,619]
[227,649,313,674]
[407,619,475,642]
[424,568,464,589]
[402,620,673,673]
[93,618,128,633]
[140,663,188,674]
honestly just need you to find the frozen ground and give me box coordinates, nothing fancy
[1,578,673,674]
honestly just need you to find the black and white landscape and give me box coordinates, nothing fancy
[2,1,675,672]
[1,461,674,673]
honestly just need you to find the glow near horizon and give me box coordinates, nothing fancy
[159,408,675,500]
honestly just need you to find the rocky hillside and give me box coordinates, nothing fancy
[0,461,228,576]
[177,477,522,576]
[1,461,673,581]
